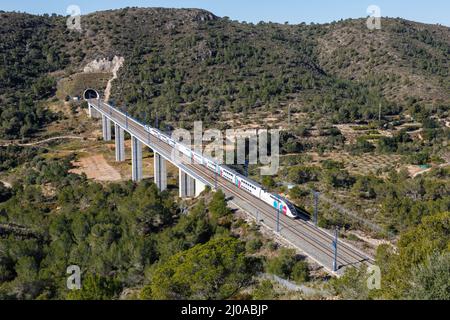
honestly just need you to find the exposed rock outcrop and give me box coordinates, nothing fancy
[83,55,124,74]
[83,56,124,102]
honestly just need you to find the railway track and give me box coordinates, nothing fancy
[190,162,370,268]
[92,100,374,273]
[138,121,371,270]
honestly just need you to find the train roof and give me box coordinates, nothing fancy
[145,124,266,192]
[233,170,264,189]
[91,103,294,208]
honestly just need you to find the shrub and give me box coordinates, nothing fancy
[246,238,263,253]
[266,248,297,279]
[291,261,310,284]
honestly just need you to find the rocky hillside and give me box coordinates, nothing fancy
[316,19,449,104]
[0,7,448,137]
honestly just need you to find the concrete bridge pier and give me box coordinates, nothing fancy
[88,104,101,119]
[131,136,143,182]
[154,153,167,191]
[102,115,112,141]
[179,169,195,198]
[195,179,206,197]
[115,124,125,162]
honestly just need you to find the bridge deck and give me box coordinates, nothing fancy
[88,99,374,276]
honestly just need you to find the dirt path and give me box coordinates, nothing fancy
[0,180,12,188]
[409,166,433,178]
[70,154,122,182]
[104,57,124,103]
[0,136,84,147]
[407,162,449,178]
[261,273,328,297]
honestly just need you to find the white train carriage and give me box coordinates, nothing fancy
[192,151,204,165]
[144,126,176,147]
[145,126,159,138]
[260,191,297,219]
[150,129,159,137]
[205,158,218,172]
[167,138,176,148]
[144,123,298,219]
[160,134,171,145]
[234,174,262,198]
[176,143,192,159]
[259,190,274,208]
[219,166,236,183]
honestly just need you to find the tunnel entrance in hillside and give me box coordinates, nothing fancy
[83,89,99,100]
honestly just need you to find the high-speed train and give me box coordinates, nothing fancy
[144,125,298,219]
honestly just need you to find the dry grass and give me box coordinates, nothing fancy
[56,72,111,100]
[70,154,122,181]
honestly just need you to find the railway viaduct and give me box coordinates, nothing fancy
[83,89,374,276]
[84,89,206,198]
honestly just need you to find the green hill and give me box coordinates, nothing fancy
[0,8,449,138]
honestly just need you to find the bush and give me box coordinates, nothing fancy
[351,176,378,199]
[246,238,263,253]
[289,186,309,201]
[408,151,430,165]
[287,166,320,184]
[321,160,344,170]
[261,176,276,189]
[209,190,232,226]
[266,248,297,279]
[252,280,277,300]
[66,274,122,300]
[145,237,261,299]
[348,137,375,154]
[291,261,310,284]
[265,241,278,251]
[322,169,355,189]
[32,76,56,99]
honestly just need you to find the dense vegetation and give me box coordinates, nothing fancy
[0,154,269,299]
[0,13,71,138]
[0,7,448,300]
[285,162,449,234]
[1,151,446,299]
[331,211,450,300]
[1,8,448,138]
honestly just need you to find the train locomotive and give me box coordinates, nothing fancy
[144,126,298,219]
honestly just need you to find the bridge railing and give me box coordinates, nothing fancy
[88,99,213,189]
